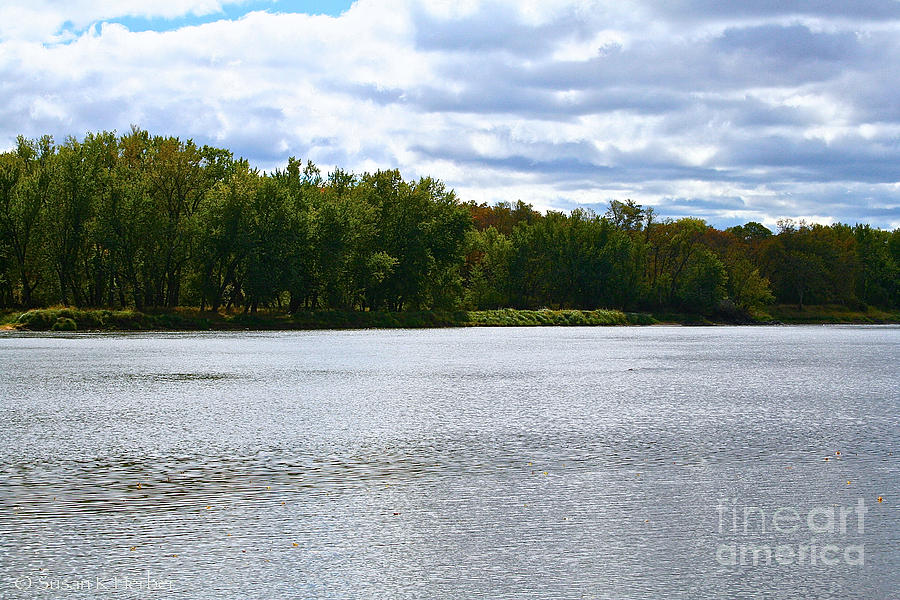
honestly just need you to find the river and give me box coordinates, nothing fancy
[1,326,897,598]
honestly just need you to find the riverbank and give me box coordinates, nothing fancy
[763,304,900,324]
[1,305,898,332]
[0,307,653,331]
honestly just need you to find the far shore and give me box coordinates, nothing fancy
[2,305,898,332]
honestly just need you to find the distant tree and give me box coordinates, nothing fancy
[193,163,254,312]
[761,220,859,308]
[0,136,55,307]
[2,128,896,317]
[466,199,541,236]
[675,248,728,313]
[726,221,772,243]
[464,226,512,309]
[645,218,708,307]
[852,224,898,307]
[606,199,653,233]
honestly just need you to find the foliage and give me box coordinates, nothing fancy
[50,316,77,331]
[1,130,897,319]
[466,308,634,326]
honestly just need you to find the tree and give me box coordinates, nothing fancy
[606,199,653,232]
[464,226,512,309]
[853,224,898,307]
[726,221,772,244]
[674,248,727,313]
[762,220,853,308]
[645,218,708,308]
[3,128,897,318]
[143,135,227,307]
[193,163,254,311]
[0,137,55,307]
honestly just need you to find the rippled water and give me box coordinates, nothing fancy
[1,326,898,599]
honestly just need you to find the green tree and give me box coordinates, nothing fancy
[645,218,709,308]
[674,248,728,313]
[853,224,898,307]
[464,226,512,309]
[193,163,254,311]
[0,137,56,307]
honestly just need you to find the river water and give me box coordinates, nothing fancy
[0,326,897,599]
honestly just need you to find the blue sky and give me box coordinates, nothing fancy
[105,1,355,33]
[1,0,899,229]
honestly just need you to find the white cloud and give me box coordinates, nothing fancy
[0,0,233,41]
[1,0,899,227]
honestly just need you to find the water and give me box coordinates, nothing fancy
[0,326,897,599]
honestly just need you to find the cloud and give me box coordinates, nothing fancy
[0,0,899,228]
[658,0,900,21]
[0,1,233,41]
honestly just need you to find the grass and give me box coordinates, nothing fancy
[4,307,657,331]
[8,307,211,331]
[228,309,466,330]
[3,304,896,332]
[765,304,900,324]
[465,308,652,326]
[0,309,18,329]
[4,307,467,331]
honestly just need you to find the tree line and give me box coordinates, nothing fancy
[1,130,898,314]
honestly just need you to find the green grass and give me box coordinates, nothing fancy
[228,310,466,330]
[10,307,210,331]
[765,304,900,324]
[6,304,895,332]
[464,308,649,326]
[5,308,467,331]
[5,307,658,331]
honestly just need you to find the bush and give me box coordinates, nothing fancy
[50,316,77,331]
[625,312,656,325]
[466,308,633,327]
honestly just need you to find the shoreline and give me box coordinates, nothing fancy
[2,306,899,332]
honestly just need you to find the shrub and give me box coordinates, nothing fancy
[50,316,77,331]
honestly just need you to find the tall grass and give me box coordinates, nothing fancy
[8,307,662,331]
[13,308,209,331]
[766,304,900,324]
[465,308,651,326]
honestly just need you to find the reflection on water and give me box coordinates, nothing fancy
[1,326,898,598]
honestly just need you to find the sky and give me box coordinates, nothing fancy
[1,1,899,229]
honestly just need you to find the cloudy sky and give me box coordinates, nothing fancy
[2,0,899,229]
